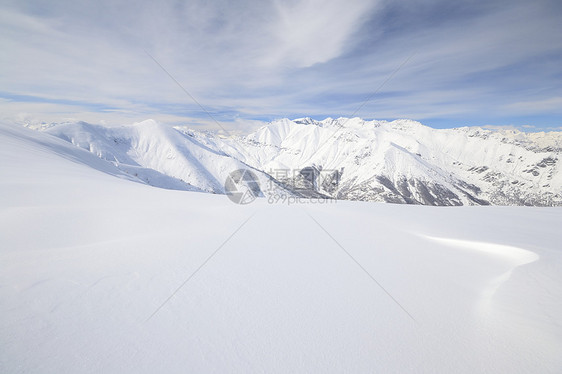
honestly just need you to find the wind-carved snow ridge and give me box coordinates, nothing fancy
[423,235,539,311]
[33,117,562,206]
[423,236,539,265]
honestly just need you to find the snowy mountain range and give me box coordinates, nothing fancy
[26,117,562,206]
[3,118,562,373]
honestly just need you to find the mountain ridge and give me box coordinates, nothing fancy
[22,117,562,206]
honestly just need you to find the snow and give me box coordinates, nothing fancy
[232,118,562,205]
[46,117,562,205]
[29,118,562,206]
[1,122,562,372]
[41,119,295,200]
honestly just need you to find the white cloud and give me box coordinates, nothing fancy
[262,0,378,68]
[505,97,562,113]
[0,101,218,128]
[482,124,521,131]
[0,0,561,130]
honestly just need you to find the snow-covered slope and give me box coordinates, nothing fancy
[29,117,562,206]
[221,118,562,206]
[2,121,562,373]
[43,119,287,197]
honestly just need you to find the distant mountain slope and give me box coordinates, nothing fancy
[43,120,282,196]
[31,118,562,206]
[192,118,562,206]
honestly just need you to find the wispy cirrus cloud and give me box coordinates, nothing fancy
[262,0,378,68]
[1,0,561,131]
[505,97,562,113]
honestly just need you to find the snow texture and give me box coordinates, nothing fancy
[1,122,562,373]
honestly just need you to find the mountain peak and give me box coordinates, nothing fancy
[29,117,562,206]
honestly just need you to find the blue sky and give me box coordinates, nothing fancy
[1,0,561,132]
